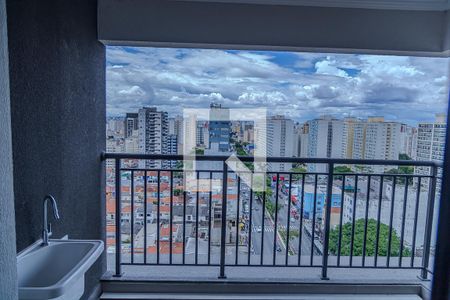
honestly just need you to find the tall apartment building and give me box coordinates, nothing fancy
[124,136,139,153]
[416,114,446,181]
[138,107,169,168]
[293,123,302,157]
[299,123,309,158]
[349,117,408,161]
[363,118,406,161]
[265,115,294,171]
[209,103,231,152]
[167,134,178,168]
[169,116,184,154]
[346,117,407,172]
[351,121,366,159]
[124,112,139,138]
[416,114,446,162]
[196,121,209,147]
[106,117,125,138]
[402,126,418,159]
[341,117,358,158]
[306,116,345,171]
[240,122,255,144]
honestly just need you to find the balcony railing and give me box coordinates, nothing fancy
[102,153,441,280]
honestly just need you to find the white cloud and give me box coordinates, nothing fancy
[106,46,449,125]
[315,56,349,78]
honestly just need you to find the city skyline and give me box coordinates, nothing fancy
[107,46,449,126]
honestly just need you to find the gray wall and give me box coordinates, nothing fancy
[99,0,448,57]
[6,0,106,298]
[444,10,450,54]
[0,0,17,298]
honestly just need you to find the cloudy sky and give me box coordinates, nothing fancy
[106,46,449,126]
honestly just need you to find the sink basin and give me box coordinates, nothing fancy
[18,239,103,300]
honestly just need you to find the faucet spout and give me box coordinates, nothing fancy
[42,194,60,246]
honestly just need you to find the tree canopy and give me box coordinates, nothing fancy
[334,165,353,173]
[329,219,410,257]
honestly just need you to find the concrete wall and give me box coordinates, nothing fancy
[99,0,448,57]
[444,10,450,54]
[6,0,105,298]
[0,0,18,298]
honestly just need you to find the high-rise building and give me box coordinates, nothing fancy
[293,123,302,158]
[138,107,169,168]
[363,117,406,161]
[402,126,418,160]
[124,113,138,138]
[240,122,255,144]
[265,115,294,171]
[307,116,345,156]
[106,117,125,138]
[351,121,366,159]
[209,103,231,152]
[124,136,139,153]
[347,117,407,172]
[196,121,209,147]
[416,114,447,181]
[342,117,358,159]
[299,123,309,158]
[169,116,184,154]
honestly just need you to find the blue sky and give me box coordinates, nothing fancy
[106,46,449,126]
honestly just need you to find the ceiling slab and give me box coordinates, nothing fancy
[99,0,449,56]
[175,0,450,11]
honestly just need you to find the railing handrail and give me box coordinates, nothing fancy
[102,152,442,167]
[105,151,439,279]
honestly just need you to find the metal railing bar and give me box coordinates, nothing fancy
[374,176,383,267]
[285,173,292,266]
[195,171,200,265]
[182,190,187,265]
[310,174,318,266]
[156,170,161,264]
[298,174,305,266]
[119,263,422,270]
[143,170,148,265]
[131,170,134,264]
[103,152,441,167]
[337,175,345,267]
[261,185,266,266]
[169,170,173,264]
[362,175,371,267]
[421,166,437,279]
[387,176,397,268]
[248,173,254,266]
[411,177,421,268]
[399,176,409,267]
[349,175,358,267]
[218,162,228,278]
[208,171,213,265]
[114,158,122,276]
[236,175,241,265]
[321,162,334,279]
[273,173,280,266]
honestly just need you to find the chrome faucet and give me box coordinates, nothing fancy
[42,194,60,246]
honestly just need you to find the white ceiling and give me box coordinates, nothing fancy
[177,0,450,11]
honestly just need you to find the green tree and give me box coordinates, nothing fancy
[265,198,281,216]
[174,188,183,196]
[385,166,414,184]
[291,166,307,173]
[334,165,353,173]
[329,219,410,257]
[399,153,412,160]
